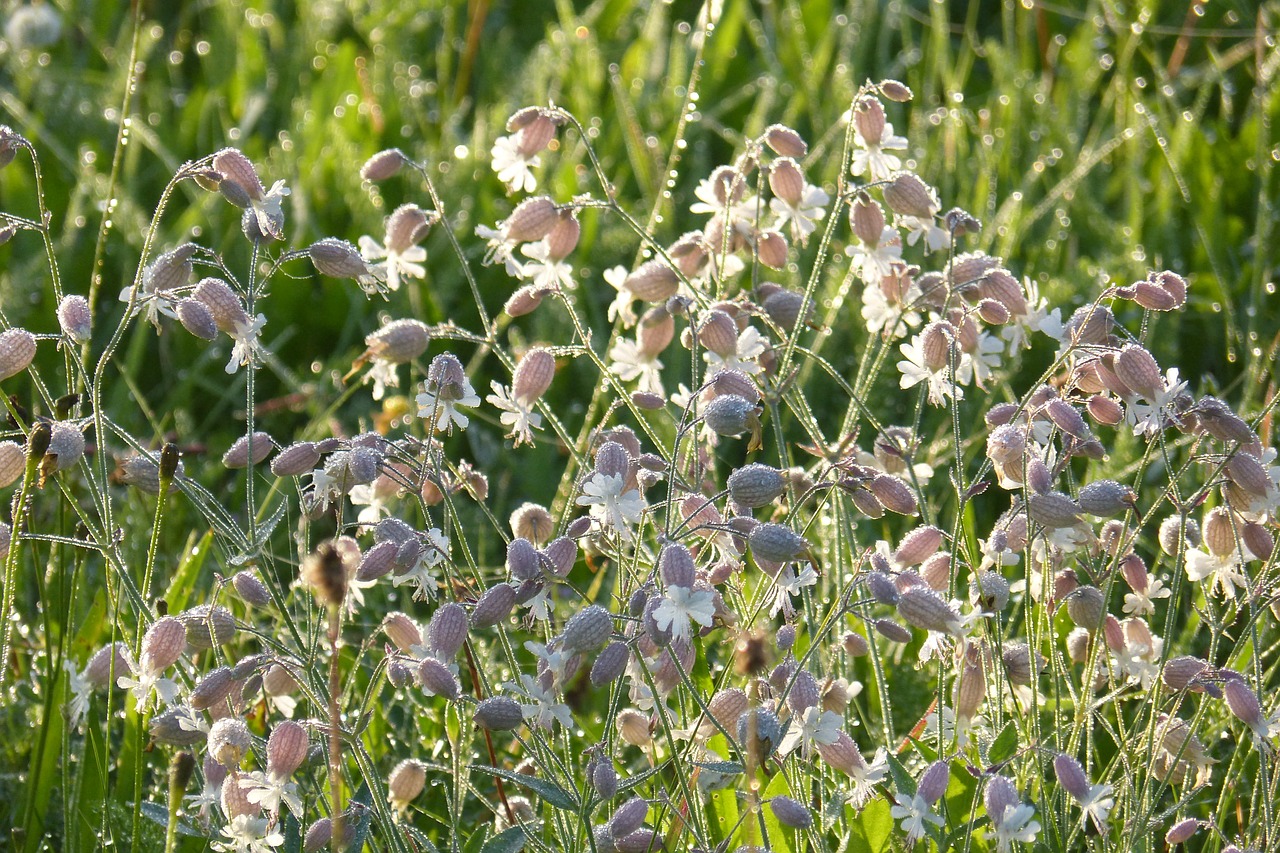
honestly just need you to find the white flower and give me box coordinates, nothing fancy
[248,180,290,241]
[491,134,540,193]
[388,528,449,602]
[849,226,904,287]
[897,334,964,406]
[925,705,987,749]
[64,658,93,730]
[524,641,576,688]
[505,674,573,730]
[769,563,817,617]
[416,378,481,433]
[576,471,647,541]
[1123,576,1171,616]
[476,223,524,277]
[521,585,553,623]
[778,706,842,757]
[769,183,829,245]
[364,359,400,401]
[993,802,1041,851]
[226,313,267,374]
[650,585,717,643]
[1185,547,1249,600]
[1073,781,1115,831]
[116,652,180,714]
[358,235,426,294]
[243,769,303,819]
[704,326,767,376]
[1125,368,1189,437]
[348,483,391,527]
[604,265,638,326]
[848,746,889,809]
[1003,276,1063,350]
[955,331,1004,389]
[119,282,178,330]
[890,792,943,846]
[608,338,664,394]
[519,239,575,290]
[212,814,284,853]
[486,381,543,447]
[690,177,758,238]
[852,119,908,181]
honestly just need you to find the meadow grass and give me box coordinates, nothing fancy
[0,1,1278,851]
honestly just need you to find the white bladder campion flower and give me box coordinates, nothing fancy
[898,331,965,406]
[212,814,284,853]
[491,134,541,193]
[651,585,716,643]
[890,792,943,847]
[576,471,646,541]
[226,313,267,374]
[486,381,543,447]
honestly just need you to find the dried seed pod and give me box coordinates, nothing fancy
[473,696,524,731]
[418,658,461,700]
[659,544,696,588]
[426,603,469,660]
[471,583,517,627]
[770,795,813,829]
[562,605,613,653]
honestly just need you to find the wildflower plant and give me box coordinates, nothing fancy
[0,3,1278,853]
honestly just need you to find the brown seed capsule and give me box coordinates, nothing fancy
[473,696,524,731]
[302,540,349,606]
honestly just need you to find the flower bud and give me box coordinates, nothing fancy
[222,431,274,469]
[749,523,808,563]
[609,796,649,838]
[591,641,630,687]
[1066,586,1106,632]
[897,587,961,634]
[763,124,808,157]
[917,760,950,804]
[178,605,236,650]
[591,757,618,800]
[232,571,271,607]
[366,319,430,364]
[883,173,938,219]
[512,347,556,405]
[504,196,558,242]
[361,148,406,181]
[1165,818,1200,845]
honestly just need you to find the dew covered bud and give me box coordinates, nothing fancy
[1078,480,1136,517]
[705,394,756,437]
[190,666,237,711]
[763,123,808,157]
[883,173,938,219]
[917,760,951,804]
[736,707,782,765]
[266,719,309,778]
[897,587,961,635]
[971,571,1010,612]
[474,696,524,730]
[1066,586,1106,632]
[232,571,271,607]
[1165,818,1200,845]
[141,616,187,673]
[1115,345,1163,400]
[418,658,461,700]
[1001,642,1043,685]
[874,619,912,643]
[471,582,517,627]
[591,641,630,687]
[426,602,469,660]
[361,148,407,181]
[55,295,92,343]
[562,605,613,653]
[609,796,649,838]
[388,758,427,808]
[207,717,253,768]
[842,631,869,657]
[44,421,85,472]
[178,604,237,649]
[222,431,274,469]
[749,523,808,563]
[1028,492,1083,529]
[870,474,918,515]
[504,196,558,243]
[770,795,813,829]
[512,347,556,405]
[366,318,430,364]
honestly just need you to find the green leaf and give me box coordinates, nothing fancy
[136,801,207,838]
[989,720,1019,766]
[848,796,893,853]
[695,760,745,775]
[480,825,526,853]
[470,764,578,811]
[345,782,375,852]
